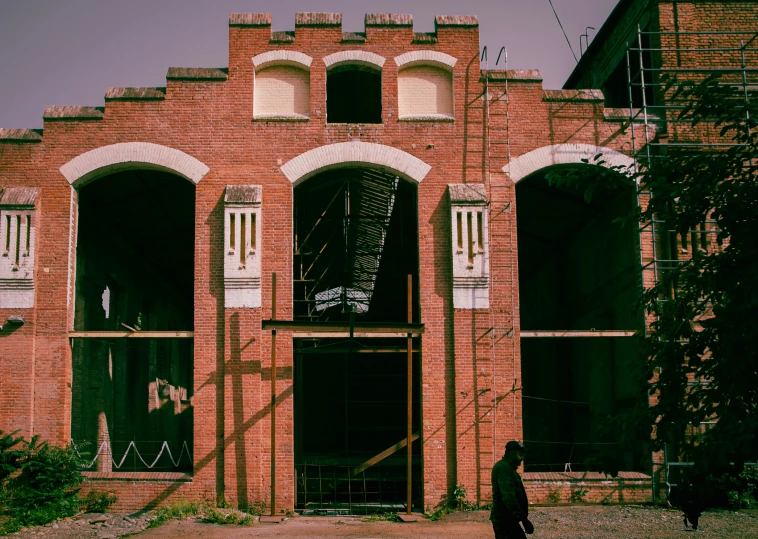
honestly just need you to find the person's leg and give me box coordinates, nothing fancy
[492,519,527,539]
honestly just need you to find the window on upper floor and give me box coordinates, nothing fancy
[398,65,453,120]
[326,66,382,124]
[254,65,310,119]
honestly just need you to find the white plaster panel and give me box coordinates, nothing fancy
[504,144,635,183]
[224,188,262,309]
[0,210,35,309]
[398,65,453,119]
[254,65,310,118]
[449,184,489,310]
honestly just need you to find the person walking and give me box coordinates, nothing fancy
[490,441,534,538]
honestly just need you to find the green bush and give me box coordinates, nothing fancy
[201,507,253,526]
[83,490,117,513]
[0,430,117,534]
[148,500,204,528]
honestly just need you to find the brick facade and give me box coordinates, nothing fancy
[4,3,748,511]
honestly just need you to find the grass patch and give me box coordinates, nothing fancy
[362,512,402,523]
[148,500,204,528]
[147,500,257,529]
[201,507,254,525]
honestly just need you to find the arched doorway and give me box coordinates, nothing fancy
[70,169,195,473]
[515,163,646,473]
[292,166,421,513]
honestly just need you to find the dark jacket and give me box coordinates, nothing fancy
[490,457,528,522]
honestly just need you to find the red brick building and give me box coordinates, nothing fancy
[1,1,755,512]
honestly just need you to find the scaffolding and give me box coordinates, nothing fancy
[293,168,402,321]
[626,26,758,502]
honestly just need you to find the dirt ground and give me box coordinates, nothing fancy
[132,506,758,539]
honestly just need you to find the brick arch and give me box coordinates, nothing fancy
[280,141,431,186]
[59,142,210,188]
[395,50,458,71]
[504,143,635,183]
[323,50,386,71]
[252,50,313,71]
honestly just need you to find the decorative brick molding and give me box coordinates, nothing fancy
[0,187,38,309]
[270,31,295,43]
[365,14,413,27]
[395,50,457,71]
[413,32,437,44]
[435,15,479,27]
[59,142,211,188]
[484,69,543,82]
[224,186,262,309]
[0,129,42,143]
[341,32,366,43]
[252,50,313,71]
[280,141,431,186]
[43,106,103,121]
[229,13,272,27]
[504,144,635,183]
[166,68,227,81]
[105,87,166,101]
[323,50,386,71]
[449,184,489,309]
[542,89,604,102]
[295,13,342,27]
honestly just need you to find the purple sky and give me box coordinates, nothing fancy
[0,0,621,129]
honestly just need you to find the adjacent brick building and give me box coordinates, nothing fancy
[1,1,755,512]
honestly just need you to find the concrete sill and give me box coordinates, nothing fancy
[253,114,310,122]
[398,114,454,122]
[82,471,193,482]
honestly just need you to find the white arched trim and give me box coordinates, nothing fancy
[504,144,635,183]
[60,142,210,187]
[281,141,431,186]
[323,50,386,71]
[252,50,313,71]
[395,50,458,71]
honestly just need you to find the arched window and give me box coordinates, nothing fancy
[252,51,312,120]
[323,51,385,124]
[395,51,456,120]
[398,65,453,119]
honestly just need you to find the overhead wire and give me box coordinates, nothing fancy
[548,0,579,64]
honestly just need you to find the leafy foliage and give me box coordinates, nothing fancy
[0,431,117,534]
[547,72,758,487]
[425,483,478,520]
[83,490,117,513]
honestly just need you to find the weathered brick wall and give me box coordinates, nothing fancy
[0,11,646,512]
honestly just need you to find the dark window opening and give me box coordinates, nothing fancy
[71,170,194,473]
[294,337,422,512]
[516,166,646,473]
[326,67,382,124]
[603,30,654,109]
[293,168,419,323]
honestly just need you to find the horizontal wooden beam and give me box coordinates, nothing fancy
[296,347,420,355]
[520,330,639,338]
[262,320,425,335]
[293,331,419,338]
[68,331,194,339]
